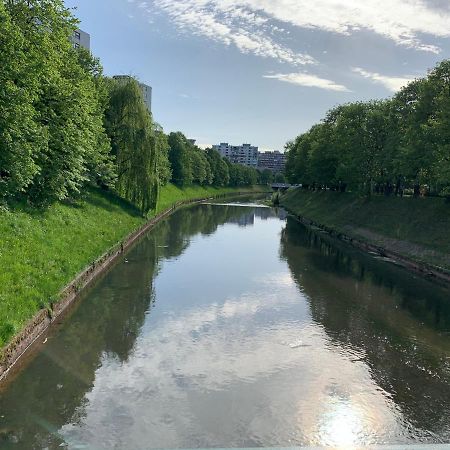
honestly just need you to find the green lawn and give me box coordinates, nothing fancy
[0,184,265,348]
[281,189,450,269]
[155,184,264,213]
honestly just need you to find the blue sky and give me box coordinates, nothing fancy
[65,0,450,151]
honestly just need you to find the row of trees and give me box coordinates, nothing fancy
[167,132,262,187]
[285,60,450,197]
[0,0,267,214]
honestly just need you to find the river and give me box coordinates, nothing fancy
[0,200,449,449]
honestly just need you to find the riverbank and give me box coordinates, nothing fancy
[280,189,450,279]
[0,184,265,353]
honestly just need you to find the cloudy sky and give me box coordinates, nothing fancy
[65,0,450,150]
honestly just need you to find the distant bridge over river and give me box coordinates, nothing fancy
[271,183,296,191]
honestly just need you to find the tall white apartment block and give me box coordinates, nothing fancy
[71,29,90,51]
[213,143,259,167]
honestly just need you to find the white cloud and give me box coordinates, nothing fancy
[235,0,448,53]
[142,0,450,59]
[352,67,414,92]
[264,73,350,92]
[140,0,316,66]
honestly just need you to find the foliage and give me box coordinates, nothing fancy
[285,60,450,197]
[1,0,115,205]
[104,78,160,213]
[259,169,274,185]
[168,132,193,186]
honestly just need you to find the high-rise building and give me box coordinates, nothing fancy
[212,143,259,167]
[71,29,90,51]
[257,151,286,173]
[113,75,152,114]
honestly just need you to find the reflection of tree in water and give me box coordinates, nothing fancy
[0,203,275,449]
[280,216,450,440]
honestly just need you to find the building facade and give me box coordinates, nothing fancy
[212,143,259,167]
[257,151,286,173]
[113,75,152,114]
[71,29,90,51]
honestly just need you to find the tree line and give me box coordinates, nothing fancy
[285,60,450,198]
[0,0,267,214]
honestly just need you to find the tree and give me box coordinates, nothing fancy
[154,126,172,186]
[105,78,158,213]
[428,61,450,195]
[168,132,193,186]
[284,60,450,198]
[1,0,115,204]
[206,149,230,186]
[0,1,44,200]
[259,169,274,185]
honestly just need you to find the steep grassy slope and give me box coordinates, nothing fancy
[281,189,450,270]
[0,184,264,347]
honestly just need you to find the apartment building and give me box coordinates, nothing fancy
[71,29,90,51]
[257,151,286,173]
[212,143,259,167]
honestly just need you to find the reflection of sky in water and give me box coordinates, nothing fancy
[58,212,428,449]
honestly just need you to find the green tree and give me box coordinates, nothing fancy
[2,0,115,204]
[154,126,172,186]
[428,61,450,195]
[206,149,230,186]
[168,132,193,186]
[105,78,158,213]
[0,1,44,199]
[259,169,274,185]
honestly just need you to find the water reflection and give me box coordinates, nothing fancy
[281,217,450,443]
[0,203,449,449]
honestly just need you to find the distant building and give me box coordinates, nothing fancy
[71,29,90,51]
[257,151,286,173]
[212,143,259,167]
[113,75,152,114]
[228,211,255,227]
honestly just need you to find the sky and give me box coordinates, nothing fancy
[65,0,450,151]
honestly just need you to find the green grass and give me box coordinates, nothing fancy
[155,184,264,213]
[0,183,266,348]
[281,189,450,269]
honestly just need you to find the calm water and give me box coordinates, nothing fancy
[1,201,450,449]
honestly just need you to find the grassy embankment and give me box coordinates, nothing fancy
[0,184,265,348]
[281,189,450,270]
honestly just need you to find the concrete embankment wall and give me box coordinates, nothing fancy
[280,189,450,287]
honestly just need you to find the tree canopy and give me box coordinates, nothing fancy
[285,59,450,198]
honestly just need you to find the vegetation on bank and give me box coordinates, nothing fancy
[281,189,450,270]
[0,184,264,348]
[285,60,450,198]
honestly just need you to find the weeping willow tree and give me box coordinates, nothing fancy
[105,77,159,213]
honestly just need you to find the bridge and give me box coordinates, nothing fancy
[271,183,295,191]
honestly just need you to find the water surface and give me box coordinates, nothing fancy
[1,202,449,449]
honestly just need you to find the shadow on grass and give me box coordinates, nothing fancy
[82,187,143,218]
[5,186,143,219]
